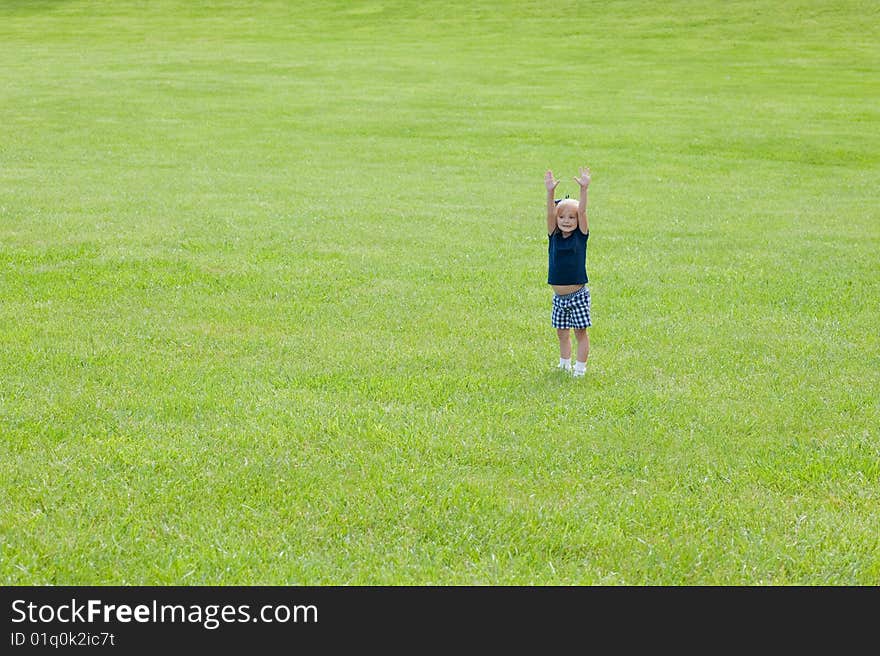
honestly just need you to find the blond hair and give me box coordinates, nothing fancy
[555,198,578,216]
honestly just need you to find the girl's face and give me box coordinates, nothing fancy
[556,203,579,233]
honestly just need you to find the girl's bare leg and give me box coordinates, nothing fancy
[574,328,589,363]
[557,328,572,360]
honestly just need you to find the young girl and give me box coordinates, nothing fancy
[545,167,592,377]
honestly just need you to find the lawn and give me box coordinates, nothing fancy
[1,0,878,584]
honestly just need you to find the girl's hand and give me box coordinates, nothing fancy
[545,169,559,192]
[573,166,591,188]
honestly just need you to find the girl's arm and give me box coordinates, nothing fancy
[545,170,559,235]
[574,166,591,234]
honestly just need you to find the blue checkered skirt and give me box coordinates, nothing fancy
[551,286,591,329]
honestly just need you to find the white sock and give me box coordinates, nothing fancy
[574,360,587,374]
[559,358,571,370]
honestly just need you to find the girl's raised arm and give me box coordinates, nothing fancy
[545,170,559,235]
[573,166,591,234]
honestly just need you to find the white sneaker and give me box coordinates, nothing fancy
[573,369,585,377]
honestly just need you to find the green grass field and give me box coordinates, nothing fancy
[2,0,878,584]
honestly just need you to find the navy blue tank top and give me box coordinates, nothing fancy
[547,229,588,285]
